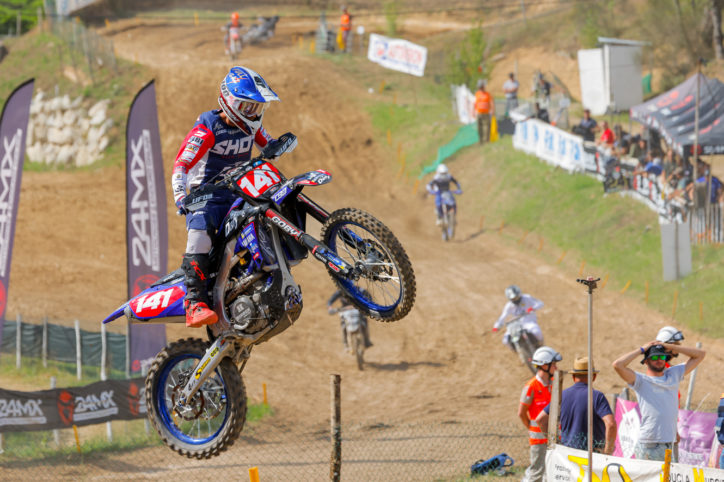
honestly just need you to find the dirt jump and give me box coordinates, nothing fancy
[4,10,723,480]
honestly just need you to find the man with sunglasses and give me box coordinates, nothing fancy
[612,340,706,461]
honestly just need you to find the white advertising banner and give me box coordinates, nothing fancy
[513,119,597,173]
[545,444,724,481]
[453,84,476,124]
[367,33,427,77]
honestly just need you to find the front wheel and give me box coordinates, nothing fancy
[145,338,247,459]
[516,338,536,375]
[321,208,416,322]
[447,208,456,241]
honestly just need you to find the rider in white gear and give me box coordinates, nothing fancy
[493,285,544,348]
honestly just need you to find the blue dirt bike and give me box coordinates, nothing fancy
[102,140,416,459]
[428,187,462,241]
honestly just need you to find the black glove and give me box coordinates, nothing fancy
[262,132,298,159]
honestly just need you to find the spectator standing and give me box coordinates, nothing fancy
[519,346,561,482]
[596,121,615,147]
[576,109,598,142]
[534,73,552,108]
[339,6,352,52]
[503,72,519,117]
[474,79,494,145]
[536,357,616,454]
[612,341,706,461]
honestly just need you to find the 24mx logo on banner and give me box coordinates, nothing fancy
[0,129,22,279]
[129,129,162,271]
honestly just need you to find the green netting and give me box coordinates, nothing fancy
[642,73,652,95]
[419,123,478,177]
[1,320,126,373]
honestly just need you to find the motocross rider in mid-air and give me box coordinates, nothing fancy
[327,290,373,350]
[223,12,242,55]
[172,66,297,328]
[425,163,462,226]
[492,285,544,351]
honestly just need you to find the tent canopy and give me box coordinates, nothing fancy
[630,73,724,156]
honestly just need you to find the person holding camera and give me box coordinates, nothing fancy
[612,340,705,461]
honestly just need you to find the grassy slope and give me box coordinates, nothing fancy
[0,28,151,171]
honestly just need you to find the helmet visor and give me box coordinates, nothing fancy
[239,100,264,118]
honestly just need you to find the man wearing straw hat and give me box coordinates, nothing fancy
[612,340,706,461]
[536,357,617,454]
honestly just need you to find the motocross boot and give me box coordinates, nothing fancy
[182,253,218,328]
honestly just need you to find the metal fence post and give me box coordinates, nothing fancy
[16,314,21,369]
[330,374,341,482]
[74,320,81,380]
[142,365,150,436]
[51,376,60,446]
[100,323,112,442]
[42,317,48,368]
[684,342,703,410]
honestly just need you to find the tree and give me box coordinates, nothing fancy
[712,0,724,59]
[446,24,494,92]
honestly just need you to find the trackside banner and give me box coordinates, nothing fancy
[513,118,597,174]
[614,398,719,468]
[545,444,724,481]
[126,80,167,375]
[367,33,427,77]
[0,79,34,347]
[0,378,145,432]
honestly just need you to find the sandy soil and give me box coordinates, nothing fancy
[5,13,723,448]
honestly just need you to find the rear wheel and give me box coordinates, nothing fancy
[321,208,415,322]
[145,338,246,459]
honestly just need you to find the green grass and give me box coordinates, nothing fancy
[455,137,724,337]
[0,29,152,171]
[0,353,127,387]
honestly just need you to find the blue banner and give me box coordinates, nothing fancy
[125,80,168,375]
[0,79,34,348]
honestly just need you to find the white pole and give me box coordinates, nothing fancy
[101,322,112,442]
[42,317,48,368]
[125,323,130,379]
[51,376,60,446]
[100,323,107,381]
[15,314,21,370]
[587,288,593,482]
[75,320,81,380]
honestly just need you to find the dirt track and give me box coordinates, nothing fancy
[6,13,724,445]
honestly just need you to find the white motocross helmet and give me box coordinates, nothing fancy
[656,326,684,344]
[531,346,562,367]
[505,285,522,304]
[436,163,449,175]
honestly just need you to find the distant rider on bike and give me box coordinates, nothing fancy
[327,290,373,350]
[223,12,242,55]
[172,66,297,328]
[426,163,462,226]
[493,285,544,351]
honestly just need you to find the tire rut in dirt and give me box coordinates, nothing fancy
[320,208,416,322]
[145,337,247,459]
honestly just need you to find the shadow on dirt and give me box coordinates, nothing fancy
[365,360,444,371]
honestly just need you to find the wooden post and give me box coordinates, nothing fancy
[51,376,60,445]
[75,320,81,380]
[16,11,21,36]
[330,374,341,481]
[16,314,21,369]
[547,370,564,448]
[42,317,48,368]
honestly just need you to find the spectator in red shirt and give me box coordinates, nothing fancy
[597,120,615,147]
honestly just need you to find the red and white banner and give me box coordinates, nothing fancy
[546,444,724,481]
[367,33,427,77]
[0,79,34,347]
